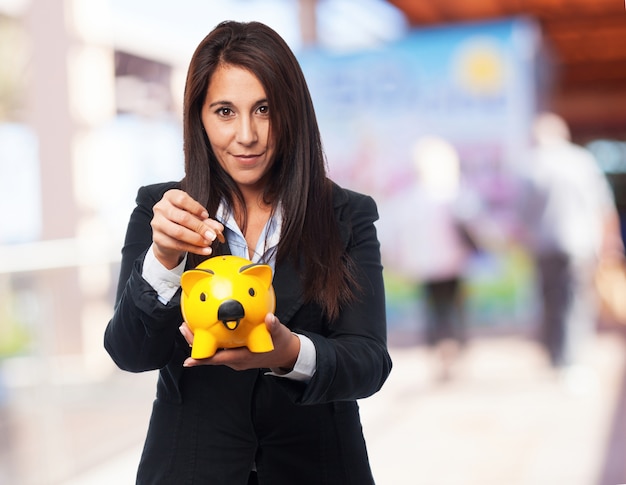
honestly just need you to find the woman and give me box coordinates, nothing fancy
[105,20,391,485]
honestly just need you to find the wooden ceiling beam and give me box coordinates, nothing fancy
[522,0,623,18]
[543,16,626,63]
[558,61,626,89]
[388,0,625,24]
[548,37,626,64]
[388,2,442,24]
[387,0,510,24]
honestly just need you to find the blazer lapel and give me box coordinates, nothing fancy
[273,259,304,324]
[271,183,352,326]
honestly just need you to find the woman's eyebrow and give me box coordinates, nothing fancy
[207,100,233,108]
[207,98,268,109]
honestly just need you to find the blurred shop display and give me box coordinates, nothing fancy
[299,18,540,333]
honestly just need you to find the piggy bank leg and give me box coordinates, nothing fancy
[191,330,219,359]
[246,324,275,353]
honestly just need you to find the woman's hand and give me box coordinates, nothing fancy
[151,189,225,269]
[180,313,301,372]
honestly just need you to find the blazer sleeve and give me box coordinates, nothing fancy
[104,182,186,372]
[277,191,392,405]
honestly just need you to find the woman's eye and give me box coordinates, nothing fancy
[217,107,232,117]
[257,105,269,115]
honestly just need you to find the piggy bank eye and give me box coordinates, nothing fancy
[248,288,255,297]
[200,292,206,302]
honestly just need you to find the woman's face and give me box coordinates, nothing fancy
[201,64,275,194]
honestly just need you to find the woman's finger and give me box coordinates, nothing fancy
[163,189,208,219]
[179,323,194,346]
[157,191,225,245]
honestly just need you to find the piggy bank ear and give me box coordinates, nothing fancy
[240,264,273,289]
[180,269,214,296]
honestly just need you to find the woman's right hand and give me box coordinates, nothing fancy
[150,189,225,269]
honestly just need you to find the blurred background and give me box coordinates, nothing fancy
[1,0,626,483]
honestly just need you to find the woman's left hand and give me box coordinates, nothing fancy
[179,313,301,372]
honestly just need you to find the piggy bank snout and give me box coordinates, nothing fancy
[218,299,245,330]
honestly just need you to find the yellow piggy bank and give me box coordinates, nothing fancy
[180,255,275,359]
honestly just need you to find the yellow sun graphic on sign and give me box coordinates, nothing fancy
[453,37,507,96]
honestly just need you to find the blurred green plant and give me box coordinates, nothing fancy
[0,284,31,358]
[463,245,536,328]
[383,245,536,332]
[0,14,29,122]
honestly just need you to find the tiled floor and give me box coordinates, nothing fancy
[4,330,626,485]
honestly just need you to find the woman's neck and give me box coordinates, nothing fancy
[234,189,273,259]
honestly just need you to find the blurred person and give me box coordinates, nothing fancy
[104,21,391,485]
[516,112,623,388]
[382,136,477,381]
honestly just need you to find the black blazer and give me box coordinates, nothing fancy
[104,181,391,485]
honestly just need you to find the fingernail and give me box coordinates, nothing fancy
[201,211,209,219]
[205,230,216,241]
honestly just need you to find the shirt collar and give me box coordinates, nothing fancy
[214,200,282,266]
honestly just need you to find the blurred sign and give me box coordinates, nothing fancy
[299,17,539,199]
[298,18,541,330]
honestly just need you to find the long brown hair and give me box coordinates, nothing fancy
[181,21,356,320]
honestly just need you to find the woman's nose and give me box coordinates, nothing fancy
[236,116,258,145]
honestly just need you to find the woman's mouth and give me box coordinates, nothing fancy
[233,153,263,164]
